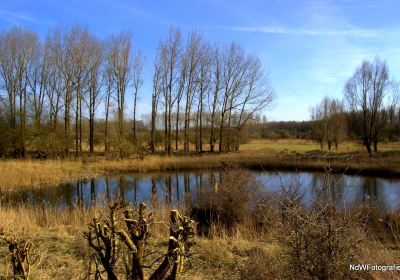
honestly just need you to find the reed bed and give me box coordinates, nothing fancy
[2,149,400,190]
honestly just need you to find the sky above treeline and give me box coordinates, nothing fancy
[1,0,399,121]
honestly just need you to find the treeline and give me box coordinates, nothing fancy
[257,120,314,139]
[0,26,274,157]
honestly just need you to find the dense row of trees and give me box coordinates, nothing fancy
[150,28,274,154]
[310,57,399,154]
[0,26,144,157]
[0,26,274,157]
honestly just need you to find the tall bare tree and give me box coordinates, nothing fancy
[150,54,163,153]
[86,34,104,153]
[233,55,275,151]
[27,36,48,135]
[219,43,245,152]
[208,46,222,152]
[183,31,201,152]
[104,61,113,153]
[48,27,76,155]
[71,26,91,156]
[132,50,144,142]
[46,37,63,131]
[175,53,188,150]
[107,32,133,152]
[345,58,392,154]
[158,27,181,154]
[195,41,212,152]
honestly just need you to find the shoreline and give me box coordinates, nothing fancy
[1,150,400,190]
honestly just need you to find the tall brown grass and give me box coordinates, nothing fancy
[2,149,400,190]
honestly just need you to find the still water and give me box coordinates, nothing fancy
[1,170,399,211]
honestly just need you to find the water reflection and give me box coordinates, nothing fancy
[0,171,399,211]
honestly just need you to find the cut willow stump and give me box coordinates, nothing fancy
[84,202,195,280]
[0,228,41,280]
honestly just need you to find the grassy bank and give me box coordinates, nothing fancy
[2,143,400,189]
[0,203,398,279]
[0,204,278,280]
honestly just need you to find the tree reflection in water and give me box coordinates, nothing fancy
[0,171,398,212]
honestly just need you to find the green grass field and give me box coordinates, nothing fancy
[240,139,400,153]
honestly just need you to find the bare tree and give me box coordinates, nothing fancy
[27,36,48,135]
[311,96,346,150]
[233,55,275,151]
[175,53,188,150]
[46,36,63,132]
[345,58,392,154]
[195,41,212,152]
[208,46,222,152]
[70,26,91,156]
[107,32,133,152]
[104,62,113,153]
[183,31,201,152]
[158,27,181,154]
[48,27,77,155]
[150,54,163,153]
[219,43,246,152]
[86,34,104,153]
[132,50,144,142]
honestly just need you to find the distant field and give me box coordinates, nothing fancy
[240,139,400,153]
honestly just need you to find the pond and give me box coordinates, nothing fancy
[1,170,399,211]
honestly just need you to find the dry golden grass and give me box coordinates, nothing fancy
[0,206,91,279]
[0,204,398,279]
[0,204,277,280]
[2,141,400,189]
[0,155,221,189]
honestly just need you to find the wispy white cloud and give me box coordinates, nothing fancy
[0,10,38,25]
[232,25,379,38]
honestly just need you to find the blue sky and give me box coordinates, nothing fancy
[1,0,400,121]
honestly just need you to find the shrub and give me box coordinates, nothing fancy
[84,201,195,280]
[276,200,366,280]
[191,169,263,236]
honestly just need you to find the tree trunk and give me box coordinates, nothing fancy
[199,93,203,152]
[104,93,110,153]
[133,90,137,142]
[64,81,71,155]
[175,101,180,150]
[164,102,168,153]
[364,139,372,155]
[168,106,172,155]
[75,83,80,157]
[79,91,82,153]
[150,93,157,153]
